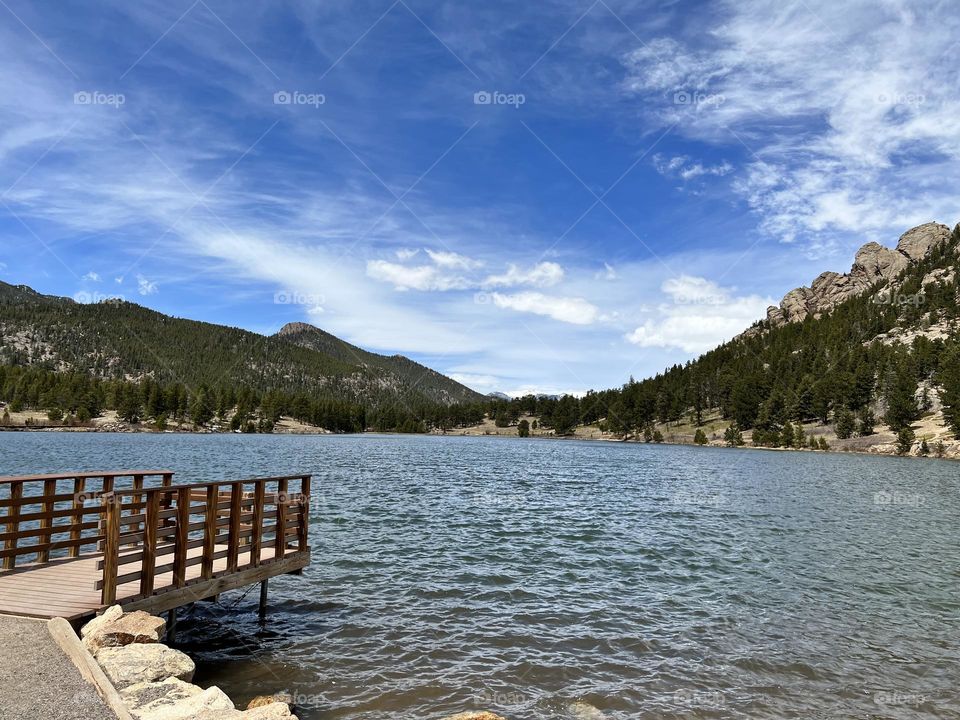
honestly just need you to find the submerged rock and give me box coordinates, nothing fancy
[247,693,294,710]
[568,701,606,719]
[443,713,508,720]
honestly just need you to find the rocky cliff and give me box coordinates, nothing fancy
[758,222,954,331]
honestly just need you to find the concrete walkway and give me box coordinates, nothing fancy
[0,614,116,720]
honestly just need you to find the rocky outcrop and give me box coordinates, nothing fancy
[81,607,297,720]
[755,222,953,332]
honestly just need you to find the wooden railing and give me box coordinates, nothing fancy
[0,471,174,570]
[95,475,310,604]
[0,472,311,606]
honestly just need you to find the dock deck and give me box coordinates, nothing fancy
[0,471,311,623]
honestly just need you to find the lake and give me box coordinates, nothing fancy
[1,433,957,719]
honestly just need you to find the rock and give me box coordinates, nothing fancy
[753,221,955,335]
[443,713,508,720]
[247,693,293,710]
[83,610,166,653]
[121,677,200,712]
[130,684,234,720]
[95,643,195,689]
[81,604,123,640]
[245,703,297,719]
[896,221,951,260]
[568,700,606,719]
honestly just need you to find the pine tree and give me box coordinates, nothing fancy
[723,424,744,446]
[694,428,707,445]
[835,407,854,439]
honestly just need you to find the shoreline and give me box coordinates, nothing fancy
[2,418,956,461]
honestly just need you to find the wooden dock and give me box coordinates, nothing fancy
[0,470,311,623]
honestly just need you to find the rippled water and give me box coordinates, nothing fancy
[2,433,959,718]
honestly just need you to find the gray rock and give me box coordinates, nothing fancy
[83,610,166,653]
[95,643,195,689]
[80,604,123,640]
[129,684,234,720]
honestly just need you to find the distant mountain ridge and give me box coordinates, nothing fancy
[0,282,482,406]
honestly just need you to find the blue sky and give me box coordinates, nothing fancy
[1,0,958,396]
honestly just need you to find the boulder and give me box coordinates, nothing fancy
[81,604,123,639]
[83,610,166,653]
[129,684,234,720]
[96,643,195,689]
[245,703,297,719]
[121,677,200,712]
[248,693,294,710]
[443,713,508,720]
[896,221,951,260]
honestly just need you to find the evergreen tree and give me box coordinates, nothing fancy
[723,424,744,446]
[517,419,530,437]
[834,407,854,439]
[694,428,707,445]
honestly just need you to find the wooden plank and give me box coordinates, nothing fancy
[298,475,311,552]
[2,482,24,570]
[274,478,288,559]
[227,486,241,572]
[201,484,217,579]
[250,481,265,567]
[100,493,120,605]
[69,478,85,558]
[140,492,158,595]
[172,487,190,588]
[0,471,173,484]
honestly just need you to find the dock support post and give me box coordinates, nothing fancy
[258,579,269,618]
[167,608,177,643]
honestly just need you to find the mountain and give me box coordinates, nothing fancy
[478,220,960,456]
[0,282,482,407]
[745,222,953,334]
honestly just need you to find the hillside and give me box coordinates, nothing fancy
[480,221,960,457]
[0,282,482,408]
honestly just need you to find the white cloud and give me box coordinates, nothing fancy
[424,249,483,269]
[82,271,101,282]
[483,261,564,288]
[395,248,419,260]
[655,154,733,181]
[623,1,960,246]
[136,274,158,296]
[448,372,501,391]
[625,275,772,353]
[595,262,618,281]
[366,259,472,291]
[491,291,600,325]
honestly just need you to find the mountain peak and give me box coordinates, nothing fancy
[756,221,954,333]
[277,321,317,336]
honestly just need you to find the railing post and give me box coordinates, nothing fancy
[69,477,85,558]
[172,487,190,588]
[250,480,264,567]
[227,483,241,572]
[298,475,311,552]
[140,491,159,596]
[2,481,23,570]
[274,478,288,559]
[36,479,57,563]
[101,492,121,605]
[97,475,115,552]
[201,484,217,579]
